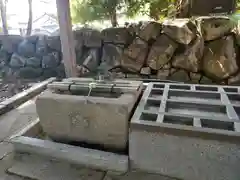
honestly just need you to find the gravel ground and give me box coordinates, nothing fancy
[0,79,38,103]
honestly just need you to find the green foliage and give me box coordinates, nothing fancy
[125,0,177,19]
[71,0,178,25]
[71,0,240,25]
[71,0,123,24]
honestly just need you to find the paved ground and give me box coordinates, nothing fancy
[0,97,38,180]
[0,96,175,180]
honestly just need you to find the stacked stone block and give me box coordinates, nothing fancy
[0,16,240,85]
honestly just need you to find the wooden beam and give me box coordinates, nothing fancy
[56,0,77,77]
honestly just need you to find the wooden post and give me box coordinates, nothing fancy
[56,0,77,77]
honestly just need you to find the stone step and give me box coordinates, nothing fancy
[8,153,105,180]
[10,136,128,173]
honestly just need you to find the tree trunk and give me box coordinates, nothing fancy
[26,0,32,36]
[149,3,159,20]
[0,0,8,35]
[176,0,190,18]
[110,8,118,27]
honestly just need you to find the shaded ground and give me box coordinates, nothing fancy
[0,94,172,180]
[0,79,38,103]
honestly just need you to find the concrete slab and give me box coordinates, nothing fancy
[0,143,13,160]
[0,153,14,173]
[10,136,128,173]
[0,96,39,142]
[103,171,176,180]
[8,153,105,180]
[130,82,240,180]
[0,173,28,180]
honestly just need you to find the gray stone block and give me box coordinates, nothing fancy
[10,136,128,173]
[129,82,240,180]
[8,153,105,180]
[36,79,143,150]
[0,35,23,53]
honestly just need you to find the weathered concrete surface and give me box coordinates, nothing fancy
[0,142,13,160]
[11,136,128,173]
[0,153,29,180]
[0,99,38,141]
[103,171,176,180]
[36,80,142,150]
[129,83,240,180]
[8,153,105,180]
[0,97,40,180]
[129,129,240,180]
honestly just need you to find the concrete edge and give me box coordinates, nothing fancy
[7,152,106,180]
[9,136,129,173]
[130,120,240,144]
[6,118,41,141]
[0,77,56,115]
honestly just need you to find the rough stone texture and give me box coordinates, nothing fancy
[42,52,60,68]
[172,35,204,72]
[102,27,132,45]
[25,57,41,68]
[168,69,189,82]
[147,34,178,70]
[200,76,213,84]
[17,40,35,58]
[228,72,240,85]
[130,130,240,180]
[35,35,48,56]
[157,70,170,80]
[81,48,100,71]
[74,28,102,48]
[36,79,142,150]
[102,44,122,70]
[123,37,148,70]
[135,21,162,42]
[0,35,23,53]
[203,35,238,80]
[0,16,239,85]
[9,54,26,68]
[121,55,142,73]
[163,18,196,45]
[140,67,151,75]
[42,68,58,79]
[189,72,201,83]
[46,35,61,51]
[0,49,11,66]
[197,16,234,41]
[18,67,43,79]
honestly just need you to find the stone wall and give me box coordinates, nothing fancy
[1,16,240,84]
